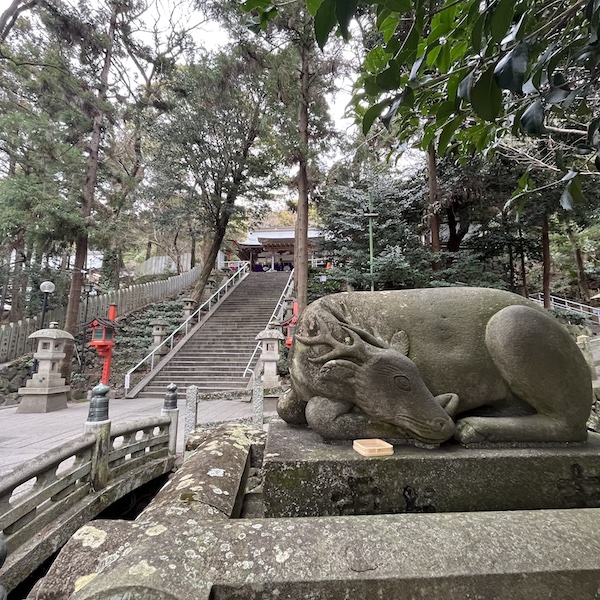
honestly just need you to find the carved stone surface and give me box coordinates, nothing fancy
[277,288,594,445]
[25,424,600,600]
[263,420,600,518]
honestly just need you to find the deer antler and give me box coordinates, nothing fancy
[327,304,389,349]
[296,323,368,365]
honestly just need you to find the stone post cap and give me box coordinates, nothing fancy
[87,382,110,422]
[149,318,169,326]
[255,329,285,341]
[29,328,74,341]
[164,382,178,410]
[181,297,196,304]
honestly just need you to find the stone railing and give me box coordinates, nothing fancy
[183,382,287,441]
[0,383,179,595]
[0,265,203,364]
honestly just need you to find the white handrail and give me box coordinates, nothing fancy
[529,292,600,319]
[242,269,295,378]
[124,263,250,390]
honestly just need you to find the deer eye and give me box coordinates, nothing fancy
[394,375,411,392]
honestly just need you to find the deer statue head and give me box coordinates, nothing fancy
[291,307,455,444]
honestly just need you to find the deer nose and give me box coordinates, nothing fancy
[431,417,455,437]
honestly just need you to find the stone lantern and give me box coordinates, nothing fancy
[256,328,285,388]
[201,277,217,302]
[181,297,196,320]
[149,318,169,356]
[17,323,74,413]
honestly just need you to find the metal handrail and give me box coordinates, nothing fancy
[529,292,600,318]
[124,262,250,391]
[242,269,294,378]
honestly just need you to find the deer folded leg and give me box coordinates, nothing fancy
[277,387,308,425]
[454,414,588,445]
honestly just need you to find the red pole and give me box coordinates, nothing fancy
[108,303,117,321]
[101,350,112,385]
[99,305,117,385]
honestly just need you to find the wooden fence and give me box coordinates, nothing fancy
[0,265,203,364]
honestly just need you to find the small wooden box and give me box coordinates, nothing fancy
[353,439,394,457]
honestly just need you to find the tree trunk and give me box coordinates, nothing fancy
[446,203,469,252]
[295,39,310,314]
[427,143,441,268]
[172,229,182,275]
[61,2,119,381]
[518,226,528,297]
[193,224,227,304]
[145,240,152,260]
[190,232,196,268]
[564,225,590,302]
[0,0,38,42]
[7,232,25,322]
[541,214,551,309]
[507,241,515,292]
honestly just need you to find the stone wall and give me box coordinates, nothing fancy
[0,357,32,407]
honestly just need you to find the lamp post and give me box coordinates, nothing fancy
[39,281,55,330]
[364,195,379,292]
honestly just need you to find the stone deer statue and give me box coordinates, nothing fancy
[277,288,593,446]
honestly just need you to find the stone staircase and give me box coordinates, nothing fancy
[134,271,291,399]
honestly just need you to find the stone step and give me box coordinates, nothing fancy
[135,271,288,398]
[165,359,249,365]
[160,370,249,376]
[145,376,249,384]
[175,345,257,353]
[141,384,248,395]
[143,380,252,389]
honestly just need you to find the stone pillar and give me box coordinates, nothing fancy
[84,383,111,491]
[162,383,179,456]
[181,298,196,320]
[149,319,169,355]
[185,385,199,442]
[255,329,285,388]
[17,325,74,413]
[0,533,6,600]
[577,335,596,378]
[252,368,264,430]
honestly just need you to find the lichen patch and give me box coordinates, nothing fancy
[146,525,167,537]
[275,547,291,564]
[207,468,225,477]
[128,560,157,577]
[74,573,98,592]
[73,526,107,549]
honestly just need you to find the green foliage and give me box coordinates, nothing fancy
[246,0,600,203]
[319,170,429,290]
[307,267,345,304]
[549,307,593,327]
[140,48,285,251]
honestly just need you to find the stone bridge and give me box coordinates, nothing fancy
[0,383,179,596]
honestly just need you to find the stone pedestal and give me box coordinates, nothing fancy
[28,422,600,600]
[264,419,600,518]
[17,326,74,413]
[256,328,284,388]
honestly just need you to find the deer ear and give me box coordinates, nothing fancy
[390,331,409,356]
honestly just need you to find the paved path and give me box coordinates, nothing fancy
[0,396,277,477]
